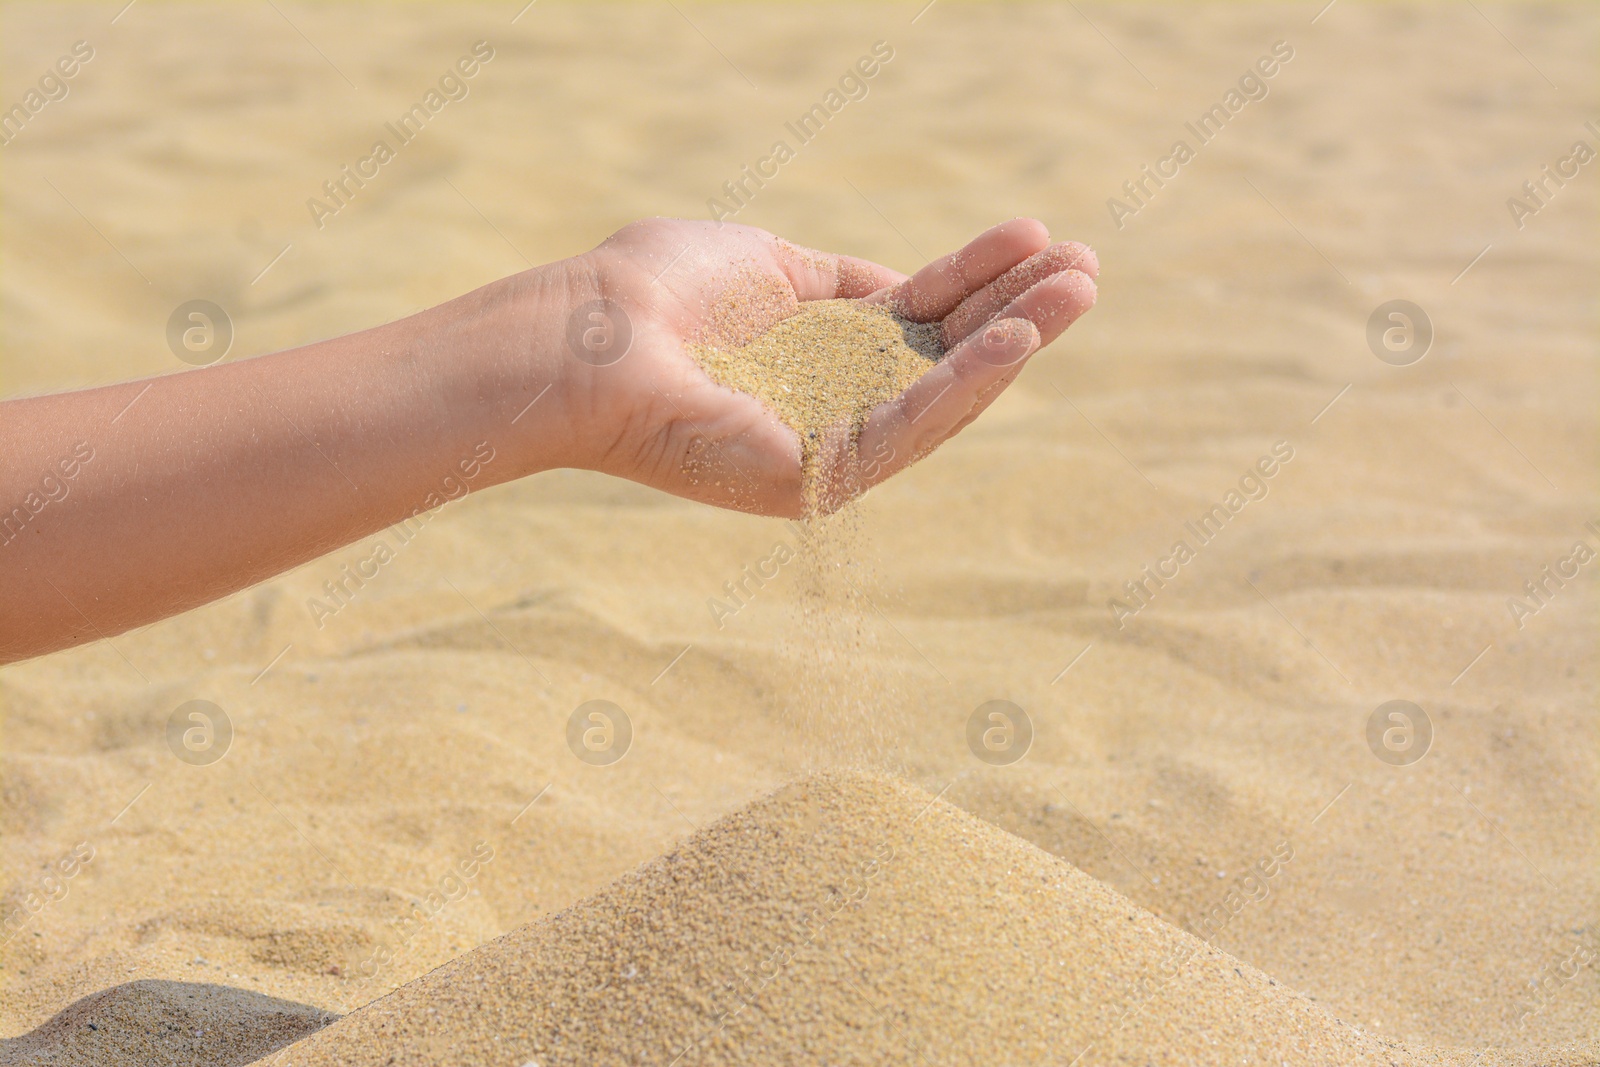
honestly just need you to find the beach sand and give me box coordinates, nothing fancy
[690,295,944,496]
[2,2,1596,1065]
[228,774,1479,1066]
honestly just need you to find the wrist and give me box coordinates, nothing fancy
[404,255,600,485]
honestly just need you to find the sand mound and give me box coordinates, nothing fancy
[0,980,335,1067]
[256,773,1434,1067]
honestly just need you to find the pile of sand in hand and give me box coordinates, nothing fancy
[254,773,1443,1067]
[689,299,943,476]
[0,980,335,1067]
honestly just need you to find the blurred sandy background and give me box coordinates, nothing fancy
[2,0,1596,1060]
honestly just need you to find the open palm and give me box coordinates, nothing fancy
[563,217,1098,517]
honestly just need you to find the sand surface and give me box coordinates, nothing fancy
[251,774,1459,1066]
[0,980,334,1067]
[2,2,1597,1065]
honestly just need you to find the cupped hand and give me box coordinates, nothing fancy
[561,217,1097,518]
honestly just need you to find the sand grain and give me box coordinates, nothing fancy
[690,298,944,475]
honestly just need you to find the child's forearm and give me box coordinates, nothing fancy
[0,262,584,664]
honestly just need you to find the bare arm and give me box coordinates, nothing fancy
[0,265,587,661]
[0,218,1096,663]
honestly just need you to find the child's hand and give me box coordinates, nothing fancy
[554,218,1097,517]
